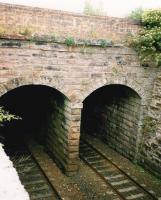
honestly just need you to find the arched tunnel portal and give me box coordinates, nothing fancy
[0,84,72,173]
[81,84,142,161]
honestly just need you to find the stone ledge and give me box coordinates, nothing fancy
[0,34,114,48]
[0,144,29,200]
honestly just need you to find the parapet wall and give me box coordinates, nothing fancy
[0,3,139,42]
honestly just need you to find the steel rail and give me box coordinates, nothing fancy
[80,138,158,200]
[11,144,62,200]
[28,146,62,200]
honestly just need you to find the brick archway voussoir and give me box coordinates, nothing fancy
[0,77,69,100]
[81,78,145,104]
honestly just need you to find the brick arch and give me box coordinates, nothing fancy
[0,76,77,174]
[80,78,145,162]
[0,76,69,100]
[81,78,145,105]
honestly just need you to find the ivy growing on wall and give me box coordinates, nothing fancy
[128,9,161,67]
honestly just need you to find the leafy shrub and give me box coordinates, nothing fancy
[127,7,143,22]
[128,9,161,67]
[0,107,20,126]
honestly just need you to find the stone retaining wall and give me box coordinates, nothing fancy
[0,3,139,42]
[0,38,160,176]
[140,72,161,177]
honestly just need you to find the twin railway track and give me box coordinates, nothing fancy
[5,139,159,200]
[8,146,61,200]
[79,139,158,200]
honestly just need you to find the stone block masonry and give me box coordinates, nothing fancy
[81,85,141,161]
[103,95,141,160]
[140,72,161,177]
[0,38,160,176]
[45,96,79,174]
[0,3,161,178]
[0,3,139,42]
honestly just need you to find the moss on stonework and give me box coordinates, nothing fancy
[142,116,157,136]
[0,27,114,49]
[1,41,21,47]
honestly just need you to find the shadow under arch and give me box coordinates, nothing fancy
[83,84,141,102]
[81,78,145,105]
[81,84,142,161]
[0,83,71,173]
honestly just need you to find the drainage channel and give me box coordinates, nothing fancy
[6,145,61,200]
[79,139,158,200]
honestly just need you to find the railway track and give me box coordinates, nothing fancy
[7,145,61,200]
[79,139,158,200]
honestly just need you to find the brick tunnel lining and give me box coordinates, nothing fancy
[81,84,141,160]
[0,85,70,171]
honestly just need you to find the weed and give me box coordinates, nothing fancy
[20,27,33,37]
[65,37,75,46]
[100,39,113,48]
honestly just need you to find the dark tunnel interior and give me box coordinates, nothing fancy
[0,85,66,152]
[81,84,141,160]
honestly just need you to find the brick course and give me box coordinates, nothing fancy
[0,3,139,42]
[0,3,161,177]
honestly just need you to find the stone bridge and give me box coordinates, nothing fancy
[0,3,161,177]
